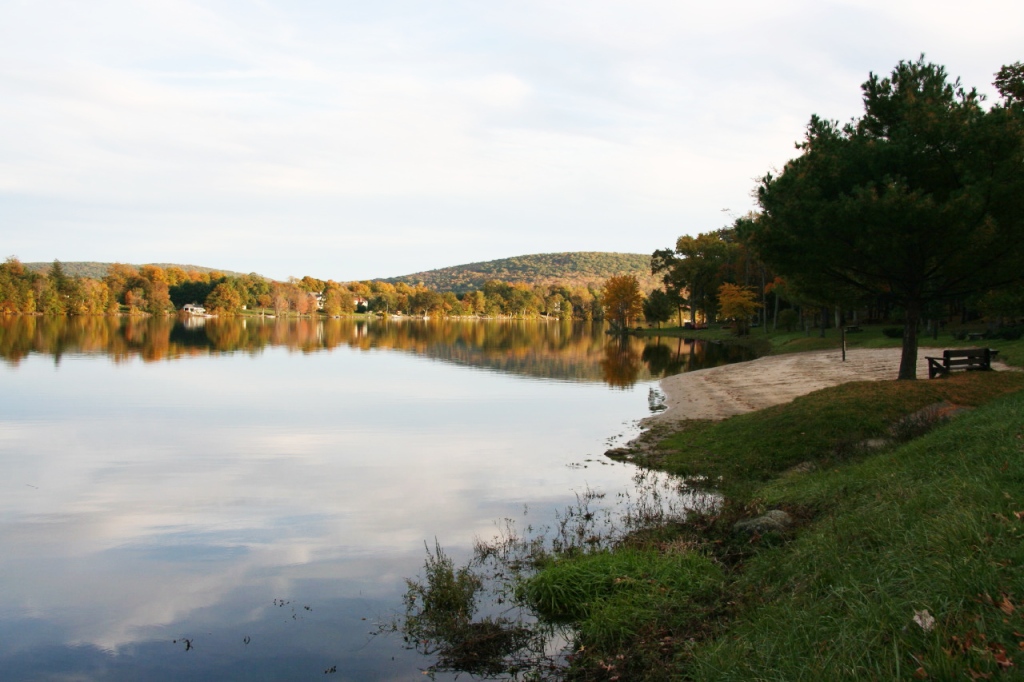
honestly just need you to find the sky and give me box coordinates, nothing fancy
[2,1,1022,282]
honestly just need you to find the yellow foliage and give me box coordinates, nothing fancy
[602,275,644,328]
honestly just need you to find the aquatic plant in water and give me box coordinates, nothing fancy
[382,470,717,679]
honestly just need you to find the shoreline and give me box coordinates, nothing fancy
[645,347,1010,425]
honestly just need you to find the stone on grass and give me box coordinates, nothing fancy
[733,509,792,535]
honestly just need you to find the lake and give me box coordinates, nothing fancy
[0,316,754,680]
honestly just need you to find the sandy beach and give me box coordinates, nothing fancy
[648,347,1010,423]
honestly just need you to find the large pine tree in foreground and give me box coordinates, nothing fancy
[752,57,1024,379]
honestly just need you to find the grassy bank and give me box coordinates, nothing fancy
[527,371,1024,680]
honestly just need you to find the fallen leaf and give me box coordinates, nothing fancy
[991,643,1014,670]
[914,609,936,632]
[1000,596,1015,616]
[913,666,928,679]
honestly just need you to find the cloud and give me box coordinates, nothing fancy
[2,0,1022,278]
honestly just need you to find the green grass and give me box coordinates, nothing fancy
[636,323,1024,369]
[646,371,1024,499]
[524,371,1024,680]
[522,548,722,622]
[688,389,1024,680]
[521,549,725,679]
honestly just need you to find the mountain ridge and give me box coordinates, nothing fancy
[383,251,657,293]
[22,251,658,292]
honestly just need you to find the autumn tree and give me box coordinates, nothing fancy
[297,275,325,293]
[270,282,290,315]
[752,57,1024,379]
[323,284,354,316]
[124,288,147,315]
[409,289,444,315]
[557,294,574,321]
[602,274,644,331]
[464,289,486,316]
[370,282,399,315]
[205,282,242,315]
[652,229,746,325]
[506,284,542,317]
[717,283,761,335]
[146,280,173,315]
[0,258,36,314]
[236,273,270,309]
[104,263,140,305]
[164,266,188,287]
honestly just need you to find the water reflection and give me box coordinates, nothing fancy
[0,317,758,387]
[0,319,760,680]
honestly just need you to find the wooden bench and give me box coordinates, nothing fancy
[925,348,994,379]
[845,325,863,333]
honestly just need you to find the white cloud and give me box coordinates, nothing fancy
[2,0,1022,278]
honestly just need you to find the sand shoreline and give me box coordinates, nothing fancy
[645,347,1010,424]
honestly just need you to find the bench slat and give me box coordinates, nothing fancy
[927,348,991,379]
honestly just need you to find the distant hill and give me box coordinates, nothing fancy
[21,252,661,293]
[383,252,658,293]
[23,262,249,280]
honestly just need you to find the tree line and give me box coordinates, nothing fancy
[643,57,1024,379]
[0,257,613,320]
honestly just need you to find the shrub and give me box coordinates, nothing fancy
[994,325,1024,340]
[778,309,800,332]
[882,327,903,338]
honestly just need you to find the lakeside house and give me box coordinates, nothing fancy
[182,303,206,315]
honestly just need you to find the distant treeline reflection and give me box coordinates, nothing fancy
[0,317,756,386]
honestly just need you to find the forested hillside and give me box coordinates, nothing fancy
[384,252,657,293]
[24,262,247,279]
[8,253,660,319]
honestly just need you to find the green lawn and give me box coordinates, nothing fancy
[528,370,1024,680]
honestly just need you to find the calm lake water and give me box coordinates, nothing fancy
[0,316,754,681]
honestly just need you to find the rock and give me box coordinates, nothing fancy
[734,509,792,534]
[785,461,817,475]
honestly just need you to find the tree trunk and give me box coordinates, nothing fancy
[819,307,827,338]
[760,265,767,330]
[840,310,847,361]
[899,302,920,380]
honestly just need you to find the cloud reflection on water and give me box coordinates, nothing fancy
[0,328,663,678]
